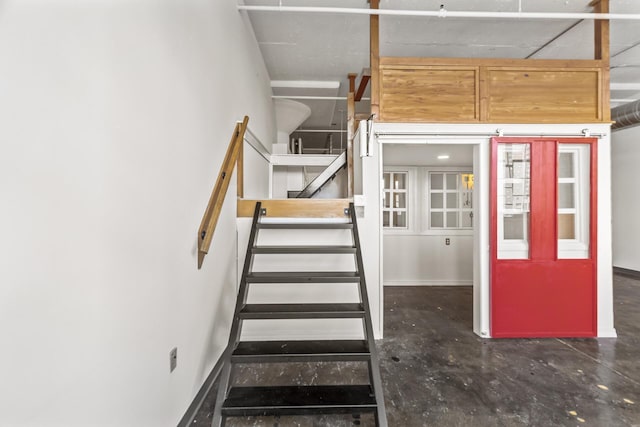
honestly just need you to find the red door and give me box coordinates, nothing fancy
[490,138,597,338]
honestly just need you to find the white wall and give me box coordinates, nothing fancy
[243,141,271,199]
[384,235,473,286]
[0,1,275,426]
[612,125,640,272]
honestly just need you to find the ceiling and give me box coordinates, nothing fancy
[243,0,640,148]
[384,144,473,167]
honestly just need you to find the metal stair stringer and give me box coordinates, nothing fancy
[296,150,347,198]
[211,201,387,426]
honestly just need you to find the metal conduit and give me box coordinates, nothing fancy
[612,100,640,131]
[237,5,640,21]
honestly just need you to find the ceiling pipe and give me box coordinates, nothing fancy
[272,95,371,101]
[237,5,640,21]
[612,99,640,131]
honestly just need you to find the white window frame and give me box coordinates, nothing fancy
[496,143,530,260]
[557,144,591,259]
[382,169,412,231]
[426,171,473,232]
[382,166,474,236]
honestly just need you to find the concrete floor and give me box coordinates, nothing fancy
[195,273,640,426]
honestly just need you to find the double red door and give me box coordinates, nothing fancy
[490,137,597,338]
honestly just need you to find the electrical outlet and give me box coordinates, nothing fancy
[170,347,177,373]
[445,238,451,246]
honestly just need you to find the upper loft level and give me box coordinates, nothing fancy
[241,0,640,143]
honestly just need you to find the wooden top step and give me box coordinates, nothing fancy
[231,340,370,363]
[221,385,377,417]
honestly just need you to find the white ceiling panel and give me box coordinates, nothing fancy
[383,144,474,167]
[380,17,582,58]
[611,66,640,84]
[380,0,591,13]
[527,19,594,59]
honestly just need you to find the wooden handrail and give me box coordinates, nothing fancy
[198,116,249,269]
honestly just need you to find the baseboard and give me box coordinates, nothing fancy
[613,266,640,279]
[384,280,472,287]
[597,328,618,338]
[176,353,224,427]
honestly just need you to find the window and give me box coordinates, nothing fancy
[496,143,531,259]
[557,144,590,259]
[383,171,408,229]
[428,172,473,230]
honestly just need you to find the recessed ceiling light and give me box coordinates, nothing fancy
[437,154,450,160]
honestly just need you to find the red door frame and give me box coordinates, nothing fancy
[490,137,598,338]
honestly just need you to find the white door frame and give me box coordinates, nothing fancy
[374,129,490,337]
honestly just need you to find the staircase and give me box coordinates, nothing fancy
[295,150,347,198]
[212,202,387,426]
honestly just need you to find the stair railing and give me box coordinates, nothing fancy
[197,116,249,269]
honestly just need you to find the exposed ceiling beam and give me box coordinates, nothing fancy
[355,68,371,102]
[238,5,640,21]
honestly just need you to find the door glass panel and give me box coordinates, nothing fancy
[384,173,391,189]
[383,211,390,227]
[393,173,406,190]
[384,192,391,208]
[446,193,458,209]
[497,143,530,259]
[394,193,406,209]
[431,193,443,209]
[558,152,574,178]
[558,183,575,209]
[447,212,458,228]
[446,174,457,190]
[431,173,443,190]
[431,212,443,228]
[558,214,576,239]
[504,214,526,240]
[558,144,590,258]
[393,211,406,228]
[462,211,473,228]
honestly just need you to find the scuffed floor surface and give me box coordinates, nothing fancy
[195,274,640,426]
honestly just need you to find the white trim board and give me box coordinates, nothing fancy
[244,126,271,162]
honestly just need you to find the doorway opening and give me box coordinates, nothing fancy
[380,142,481,334]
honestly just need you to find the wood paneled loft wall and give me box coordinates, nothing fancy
[378,58,607,124]
[369,0,611,124]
